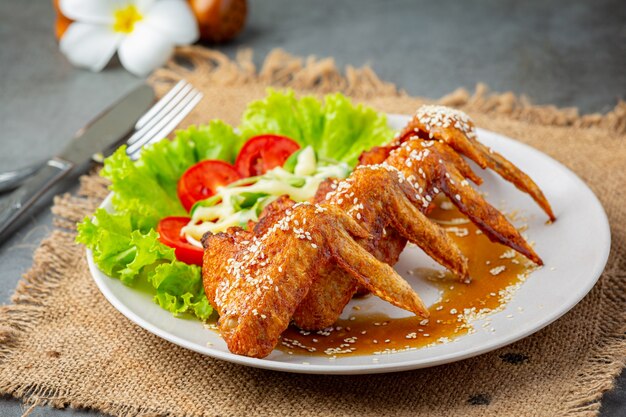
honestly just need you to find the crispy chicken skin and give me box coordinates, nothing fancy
[294,108,548,329]
[294,138,542,329]
[385,139,543,264]
[292,166,468,330]
[201,105,554,357]
[396,105,555,221]
[202,203,431,358]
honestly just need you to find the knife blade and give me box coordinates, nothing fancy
[0,84,155,243]
[58,84,155,164]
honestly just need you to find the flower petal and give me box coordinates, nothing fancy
[136,0,157,14]
[59,0,116,24]
[143,0,199,45]
[118,23,174,77]
[60,22,122,72]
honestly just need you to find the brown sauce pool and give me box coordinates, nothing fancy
[277,196,536,357]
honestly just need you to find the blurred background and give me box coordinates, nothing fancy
[0,0,625,415]
[2,0,624,176]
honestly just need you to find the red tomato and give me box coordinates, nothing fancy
[157,217,204,266]
[235,134,300,177]
[177,160,241,212]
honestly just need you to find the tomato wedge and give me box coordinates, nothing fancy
[177,160,241,212]
[235,134,300,177]
[157,216,204,266]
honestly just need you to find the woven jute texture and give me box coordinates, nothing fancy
[1,47,625,417]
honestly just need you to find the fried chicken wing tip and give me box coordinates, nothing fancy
[399,104,555,222]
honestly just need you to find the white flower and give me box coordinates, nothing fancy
[59,0,199,77]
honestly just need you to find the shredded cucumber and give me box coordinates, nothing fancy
[182,146,349,242]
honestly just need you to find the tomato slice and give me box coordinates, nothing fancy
[235,134,300,177]
[157,216,204,266]
[177,160,241,212]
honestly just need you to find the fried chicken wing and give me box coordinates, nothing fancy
[294,111,546,329]
[292,166,468,330]
[396,105,555,221]
[385,139,543,265]
[202,203,429,358]
[201,104,554,358]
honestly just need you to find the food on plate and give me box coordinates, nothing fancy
[76,89,554,360]
[202,166,467,357]
[182,145,350,241]
[78,90,394,320]
[177,160,241,212]
[234,134,301,177]
[157,216,204,266]
[395,106,555,221]
[201,105,554,357]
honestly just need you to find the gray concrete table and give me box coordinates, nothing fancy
[1,0,624,415]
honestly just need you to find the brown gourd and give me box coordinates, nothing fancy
[189,0,247,43]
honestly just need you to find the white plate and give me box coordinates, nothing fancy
[87,114,611,374]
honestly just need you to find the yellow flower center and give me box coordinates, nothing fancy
[113,5,142,34]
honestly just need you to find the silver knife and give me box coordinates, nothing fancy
[0,84,155,242]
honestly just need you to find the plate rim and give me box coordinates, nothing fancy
[87,118,611,375]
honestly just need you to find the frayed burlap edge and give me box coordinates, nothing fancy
[149,46,626,135]
[0,174,172,417]
[0,46,624,417]
[0,175,112,416]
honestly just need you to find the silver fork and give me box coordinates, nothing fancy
[0,80,203,192]
[125,80,203,160]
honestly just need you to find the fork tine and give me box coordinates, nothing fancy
[134,80,188,130]
[126,87,201,155]
[127,88,203,160]
[126,82,193,146]
[133,92,204,154]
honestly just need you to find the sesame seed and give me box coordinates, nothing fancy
[490,266,506,276]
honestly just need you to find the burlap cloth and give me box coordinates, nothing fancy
[1,47,625,417]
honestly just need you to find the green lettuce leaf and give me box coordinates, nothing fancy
[101,148,183,231]
[77,121,241,321]
[318,93,394,166]
[150,262,213,320]
[239,89,394,166]
[77,208,212,319]
[76,208,168,282]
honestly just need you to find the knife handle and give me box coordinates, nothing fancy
[0,162,42,193]
[0,157,74,242]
